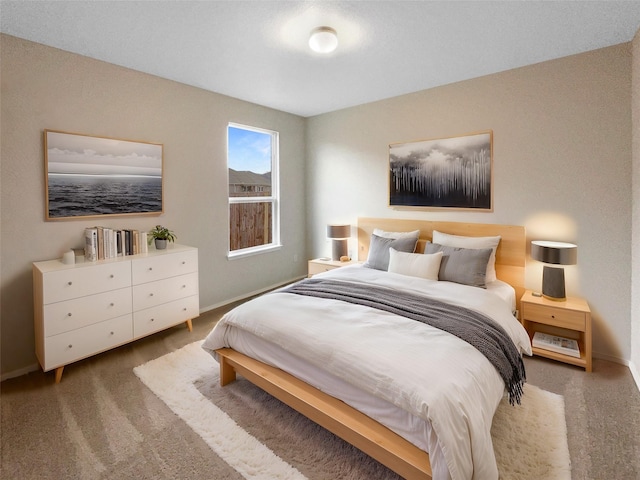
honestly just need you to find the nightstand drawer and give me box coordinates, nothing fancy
[523,303,586,331]
[308,262,339,276]
[308,259,359,277]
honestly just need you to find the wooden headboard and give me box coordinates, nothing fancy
[357,217,526,311]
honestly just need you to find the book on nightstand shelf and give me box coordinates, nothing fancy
[532,332,581,358]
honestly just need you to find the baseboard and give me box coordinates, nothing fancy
[593,352,640,394]
[593,350,630,366]
[1,363,40,382]
[1,276,306,384]
[629,360,640,394]
[199,275,306,314]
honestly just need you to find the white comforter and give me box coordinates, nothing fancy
[203,265,531,480]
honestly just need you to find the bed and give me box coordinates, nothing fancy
[202,218,531,480]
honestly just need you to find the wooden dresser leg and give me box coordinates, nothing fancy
[54,366,64,383]
[185,319,193,332]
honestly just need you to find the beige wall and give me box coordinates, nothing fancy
[1,32,637,378]
[632,28,640,384]
[306,43,633,364]
[0,35,307,377]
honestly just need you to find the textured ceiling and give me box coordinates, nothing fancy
[2,1,640,117]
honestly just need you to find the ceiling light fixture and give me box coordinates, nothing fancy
[309,26,338,54]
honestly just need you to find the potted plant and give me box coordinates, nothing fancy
[149,225,177,250]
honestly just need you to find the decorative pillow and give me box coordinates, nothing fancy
[388,248,443,281]
[424,242,493,288]
[363,234,419,271]
[432,230,501,282]
[373,228,420,240]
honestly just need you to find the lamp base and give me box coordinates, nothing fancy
[542,265,566,301]
[331,239,348,261]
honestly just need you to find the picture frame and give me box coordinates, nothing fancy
[389,130,493,211]
[44,130,164,220]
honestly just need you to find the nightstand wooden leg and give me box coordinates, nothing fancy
[185,319,193,332]
[585,313,592,372]
[54,366,64,383]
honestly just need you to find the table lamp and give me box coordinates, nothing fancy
[531,240,577,301]
[327,224,350,261]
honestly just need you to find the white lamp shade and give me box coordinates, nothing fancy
[309,26,338,53]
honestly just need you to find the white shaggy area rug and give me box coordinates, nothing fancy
[134,341,571,480]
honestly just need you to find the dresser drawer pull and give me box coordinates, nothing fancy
[150,318,155,322]
[110,331,114,335]
[149,293,154,297]
[68,344,73,349]
[110,274,114,278]
[67,312,72,317]
[551,315,555,319]
[183,307,187,311]
[68,281,73,286]
[110,303,114,307]
[182,285,186,288]
[148,267,153,271]
[182,261,186,265]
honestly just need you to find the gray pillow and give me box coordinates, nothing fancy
[424,242,493,288]
[363,234,418,271]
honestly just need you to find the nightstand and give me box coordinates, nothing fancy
[520,290,592,371]
[308,258,358,277]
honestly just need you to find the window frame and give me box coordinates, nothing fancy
[227,123,281,259]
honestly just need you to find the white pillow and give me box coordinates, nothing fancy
[373,228,420,239]
[432,230,501,282]
[388,248,443,281]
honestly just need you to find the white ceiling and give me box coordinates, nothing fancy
[2,1,640,117]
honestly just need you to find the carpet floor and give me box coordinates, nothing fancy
[1,306,639,479]
[134,341,571,480]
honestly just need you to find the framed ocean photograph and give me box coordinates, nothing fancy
[44,130,164,220]
[389,130,493,211]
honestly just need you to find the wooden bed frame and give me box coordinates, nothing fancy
[216,218,526,480]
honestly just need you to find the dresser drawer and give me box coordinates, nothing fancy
[44,287,132,337]
[132,250,198,285]
[132,272,198,311]
[133,295,199,338]
[522,303,586,331]
[42,262,131,304]
[43,314,133,371]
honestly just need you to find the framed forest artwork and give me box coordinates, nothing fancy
[44,130,163,220]
[389,130,493,211]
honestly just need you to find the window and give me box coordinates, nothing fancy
[227,124,280,257]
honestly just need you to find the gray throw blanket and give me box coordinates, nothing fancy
[282,278,526,405]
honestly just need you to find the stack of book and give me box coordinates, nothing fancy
[84,227,148,261]
[532,332,581,358]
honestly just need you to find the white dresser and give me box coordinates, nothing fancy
[33,244,199,382]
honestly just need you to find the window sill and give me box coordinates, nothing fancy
[228,244,282,260]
